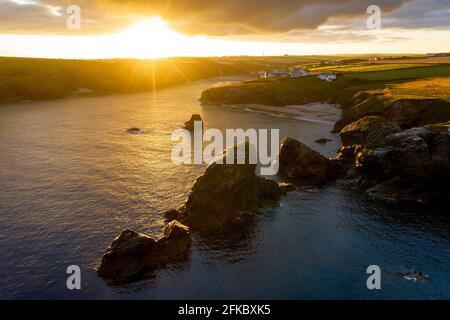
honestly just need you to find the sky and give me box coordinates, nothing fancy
[0,0,450,58]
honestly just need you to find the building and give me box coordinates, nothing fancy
[268,69,290,78]
[258,71,268,78]
[317,73,336,81]
[289,68,309,78]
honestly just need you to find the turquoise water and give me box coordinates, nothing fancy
[0,77,448,299]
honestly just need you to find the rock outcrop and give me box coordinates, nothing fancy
[340,116,400,147]
[315,138,332,144]
[334,91,450,132]
[278,137,338,186]
[337,123,450,203]
[385,99,450,129]
[97,220,191,281]
[127,127,145,134]
[183,114,203,131]
[172,144,283,230]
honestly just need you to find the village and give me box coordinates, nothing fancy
[258,67,337,81]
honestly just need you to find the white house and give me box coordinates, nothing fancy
[258,71,268,78]
[317,73,337,81]
[268,69,290,78]
[289,68,309,78]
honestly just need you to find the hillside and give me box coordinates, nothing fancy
[200,63,450,132]
[0,56,323,105]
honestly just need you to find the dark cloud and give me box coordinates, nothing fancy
[0,0,449,39]
[382,0,450,29]
[101,0,413,35]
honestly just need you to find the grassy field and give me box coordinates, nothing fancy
[346,65,450,81]
[372,56,450,64]
[308,63,432,73]
[201,73,387,106]
[201,61,450,108]
[372,76,450,100]
[2,55,449,106]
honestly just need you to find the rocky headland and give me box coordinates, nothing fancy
[98,78,449,283]
[200,78,450,204]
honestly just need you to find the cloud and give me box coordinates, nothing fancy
[101,0,414,35]
[0,0,449,41]
[381,0,450,29]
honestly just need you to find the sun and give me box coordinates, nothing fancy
[114,17,191,59]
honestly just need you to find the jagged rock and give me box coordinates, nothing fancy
[175,143,282,230]
[163,208,180,222]
[97,229,156,280]
[184,114,202,131]
[371,128,432,177]
[334,93,450,133]
[161,220,192,259]
[333,116,357,133]
[334,144,365,177]
[278,137,337,186]
[354,128,433,180]
[340,116,401,147]
[385,99,450,129]
[332,92,385,132]
[97,220,191,281]
[352,92,387,117]
[341,127,450,203]
[429,131,450,173]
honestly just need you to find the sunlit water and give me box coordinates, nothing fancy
[0,77,449,299]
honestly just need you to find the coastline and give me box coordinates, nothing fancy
[218,102,341,125]
[1,74,449,299]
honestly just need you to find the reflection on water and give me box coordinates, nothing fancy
[0,77,449,299]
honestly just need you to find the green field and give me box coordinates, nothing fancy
[346,65,450,81]
[201,62,450,108]
[373,76,450,100]
[2,55,450,106]
[309,63,432,73]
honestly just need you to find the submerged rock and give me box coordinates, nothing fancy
[127,127,145,134]
[402,270,430,282]
[315,138,332,144]
[278,137,337,186]
[183,114,203,131]
[97,220,191,281]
